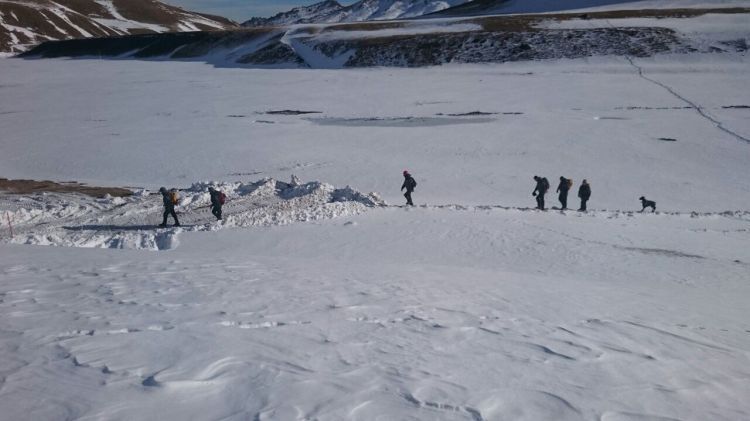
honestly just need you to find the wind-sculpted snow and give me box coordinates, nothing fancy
[1,201,749,420]
[0,177,385,250]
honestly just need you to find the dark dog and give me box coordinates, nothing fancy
[639,196,656,212]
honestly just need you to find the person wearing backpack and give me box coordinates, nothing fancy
[208,187,225,221]
[159,187,180,227]
[578,179,591,211]
[401,170,417,206]
[556,176,573,210]
[532,176,549,210]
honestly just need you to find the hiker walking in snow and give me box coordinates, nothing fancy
[401,170,417,206]
[159,187,180,227]
[532,176,549,210]
[556,176,572,210]
[578,179,591,211]
[208,187,225,221]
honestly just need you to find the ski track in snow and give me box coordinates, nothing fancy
[625,56,750,144]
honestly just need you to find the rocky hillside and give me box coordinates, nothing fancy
[242,0,345,27]
[21,7,750,67]
[0,0,237,54]
[428,0,750,17]
[243,0,470,27]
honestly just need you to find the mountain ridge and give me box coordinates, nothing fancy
[0,0,237,54]
[23,7,750,67]
[242,0,471,27]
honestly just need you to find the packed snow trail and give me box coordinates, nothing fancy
[3,182,749,251]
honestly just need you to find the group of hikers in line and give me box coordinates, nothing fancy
[402,171,595,212]
[156,171,655,227]
[529,176,656,212]
[402,172,656,213]
[532,175,591,211]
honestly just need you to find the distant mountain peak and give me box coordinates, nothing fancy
[242,0,471,27]
[243,1,345,27]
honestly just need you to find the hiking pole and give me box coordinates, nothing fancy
[6,211,13,239]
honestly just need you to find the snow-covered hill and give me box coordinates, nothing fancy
[23,7,750,68]
[0,0,237,54]
[242,0,470,27]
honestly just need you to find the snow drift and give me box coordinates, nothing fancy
[0,177,385,250]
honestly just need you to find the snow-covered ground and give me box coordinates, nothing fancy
[538,11,750,50]
[575,0,750,12]
[436,0,750,16]
[1,51,749,419]
[2,203,749,420]
[0,177,383,250]
[1,55,749,210]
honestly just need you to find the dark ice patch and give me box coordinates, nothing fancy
[266,110,322,115]
[306,116,495,127]
[439,111,499,116]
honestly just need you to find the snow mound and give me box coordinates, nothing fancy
[0,177,385,251]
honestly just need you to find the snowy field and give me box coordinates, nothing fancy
[1,52,750,420]
[1,55,749,211]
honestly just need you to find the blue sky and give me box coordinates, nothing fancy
[164,0,358,22]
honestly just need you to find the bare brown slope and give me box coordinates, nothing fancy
[0,1,116,53]
[0,179,132,198]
